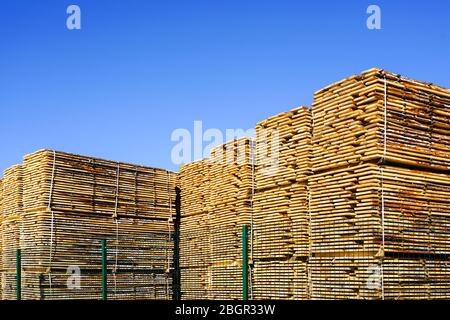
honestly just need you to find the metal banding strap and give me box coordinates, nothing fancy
[113,163,120,296]
[48,150,57,293]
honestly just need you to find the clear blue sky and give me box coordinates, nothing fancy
[1,0,449,173]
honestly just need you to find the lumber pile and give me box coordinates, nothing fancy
[312,68,450,173]
[309,164,450,256]
[309,256,450,300]
[179,138,253,300]
[309,69,450,300]
[252,106,312,300]
[179,160,211,299]
[1,165,23,300]
[1,149,177,300]
[0,179,3,298]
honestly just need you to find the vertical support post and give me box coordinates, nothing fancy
[102,239,107,301]
[173,187,182,300]
[16,249,22,301]
[242,225,249,301]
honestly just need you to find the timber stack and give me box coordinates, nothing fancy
[309,68,450,299]
[179,137,253,300]
[1,149,177,300]
[1,165,23,299]
[252,106,312,300]
[0,179,3,298]
[178,159,212,299]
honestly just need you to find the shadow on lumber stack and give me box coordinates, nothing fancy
[1,149,177,300]
[179,138,253,300]
[1,165,23,299]
[0,179,3,298]
[253,106,312,300]
[309,68,450,300]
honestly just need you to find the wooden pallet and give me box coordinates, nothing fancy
[312,68,450,173]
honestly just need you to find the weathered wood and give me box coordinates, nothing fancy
[179,138,253,300]
[312,68,450,173]
[252,106,312,299]
[1,149,177,300]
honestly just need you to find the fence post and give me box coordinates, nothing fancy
[173,187,182,300]
[102,239,107,301]
[242,225,249,301]
[16,249,22,301]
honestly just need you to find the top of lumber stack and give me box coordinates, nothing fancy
[312,68,450,173]
[22,149,177,220]
[179,159,212,216]
[209,137,254,209]
[255,106,312,190]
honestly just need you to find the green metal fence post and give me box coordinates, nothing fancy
[242,225,249,301]
[16,249,22,301]
[102,239,107,301]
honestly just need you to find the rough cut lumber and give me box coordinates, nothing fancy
[179,138,253,300]
[252,106,312,300]
[0,179,3,298]
[253,259,308,300]
[309,256,450,300]
[312,68,450,173]
[309,163,450,256]
[1,165,23,272]
[255,106,312,189]
[307,69,450,300]
[1,149,177,300]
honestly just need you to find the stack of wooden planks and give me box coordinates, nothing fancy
[179,138,253,300]
[1,149,177,300]
[179,160,211,299]
[0,179,3,298]
[1,165,23,299]
[309,256,450,300]
[309,69,450,300]
[312,68,450,173]
[252,106,312,300]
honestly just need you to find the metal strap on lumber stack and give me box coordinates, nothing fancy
[309,69,450,300]
[6,149,178,300]
[179,138,253,300]
[1,165,23,300]
[253,106,312,300]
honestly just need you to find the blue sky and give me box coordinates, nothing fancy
[1,0,449,172]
